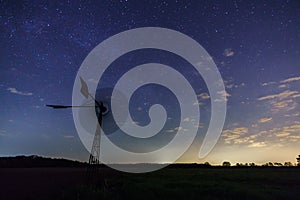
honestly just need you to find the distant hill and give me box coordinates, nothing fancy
[0,156,204,168]
[2,155,297,168]
[0,156,212,168]
[0,155,89,168]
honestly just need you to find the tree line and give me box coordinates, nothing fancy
[220,155,300,167]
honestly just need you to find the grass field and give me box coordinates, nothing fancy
[121,167,300,200]
[1,167,300,199]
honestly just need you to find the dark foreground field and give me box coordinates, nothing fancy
[1,167,300,200]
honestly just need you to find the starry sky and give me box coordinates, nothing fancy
[1,0,300,165]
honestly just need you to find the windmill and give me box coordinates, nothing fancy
[47,76,108,184]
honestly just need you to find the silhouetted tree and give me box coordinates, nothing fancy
[204,162,211,166]
[297,155,300,166]
[284,162,293,166]
[249,163,256,167]
[222,161,231,167]
[262,162,274,166]
[274,162,283,166]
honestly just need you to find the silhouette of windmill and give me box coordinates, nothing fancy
[47,77,108,174]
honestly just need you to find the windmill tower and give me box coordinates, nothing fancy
[47,77,107,178]
[78,76,107,167]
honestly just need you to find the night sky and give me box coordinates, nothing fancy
[1,1,300,165]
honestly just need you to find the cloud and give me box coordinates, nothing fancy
[256,122,300,146]
[258,117,272,123]
[248,142,266,148]
[222,127,248,144]
[223,48,234,57]
[251,123,258,128]
[284,112,300,118]
[278,84,288,89]
[137,106,143,111]
[275,132,290,137]
[183,117,190,122]
[174,126,189,132]
[257,90,300,113]
[166,129,174,133]
[293,94,300,98]
[214,90,231,102]
[258,121,300,144]
[166,126,189,133]
[222,120,300,148]
[261,81,276,86]
[194,124,204,129]
[281,122,300,135]
[194,93,210,106]
[225,82,245,89]
[132,121,140,125]
[193,100,204,106]
[232,138,253,144]
[280,76,300,83]
[257,90,299,101]
[270,99,297,112]
[288,135,300,139]
[221,129,265,147]
[0,129,7,136]
[223,127,248,136]
[198,92,210,99]
[260,76,300,89]
[7,87,33,96]
[226,84,234,89]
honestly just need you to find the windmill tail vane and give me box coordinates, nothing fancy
[80,76,90,99]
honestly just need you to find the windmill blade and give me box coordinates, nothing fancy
[80,76,89,99]
[46,104,73,109]
[46,104,96,109]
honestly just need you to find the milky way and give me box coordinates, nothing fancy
[1,1,300,164]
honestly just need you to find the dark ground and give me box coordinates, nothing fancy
[0,167,116,200]
[1,167,300,200]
